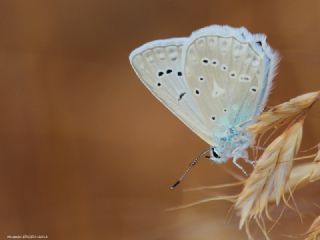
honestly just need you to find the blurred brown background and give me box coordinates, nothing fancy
[0,0,320,239]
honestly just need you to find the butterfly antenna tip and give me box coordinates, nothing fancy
[170,180,181,190]
[169,149,210,190]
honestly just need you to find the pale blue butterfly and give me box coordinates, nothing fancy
[129,25,279,188]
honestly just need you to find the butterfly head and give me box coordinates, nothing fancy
[209,127,252,164]
[209,146,227,164]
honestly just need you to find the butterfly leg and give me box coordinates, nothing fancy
[232,157,248,176]
[253,146,265,151]
[241,147,256,167]
[243,158,256,167]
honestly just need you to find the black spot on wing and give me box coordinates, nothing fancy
[178,92,186,101]
[166,69,173,74]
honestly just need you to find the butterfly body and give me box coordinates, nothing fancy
[130,25,278,171]
[209,124,252,164]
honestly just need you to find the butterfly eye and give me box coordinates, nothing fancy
[211,147,221,158]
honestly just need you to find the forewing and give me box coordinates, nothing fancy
[129,38,213,144]
[183,25,279,139]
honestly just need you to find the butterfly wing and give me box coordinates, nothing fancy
[129,38,213,144]
[182,25,279,140]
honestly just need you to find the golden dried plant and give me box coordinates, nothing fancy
[235,119,304,229]
[178,162,320,206]
[305,216,320,240]
[315,145,320,162]
[248,91,320,137]
[172,154,320,239]
[170,91,320,240]
[269,161,320,202]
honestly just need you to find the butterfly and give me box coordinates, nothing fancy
[129,25,279,188]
